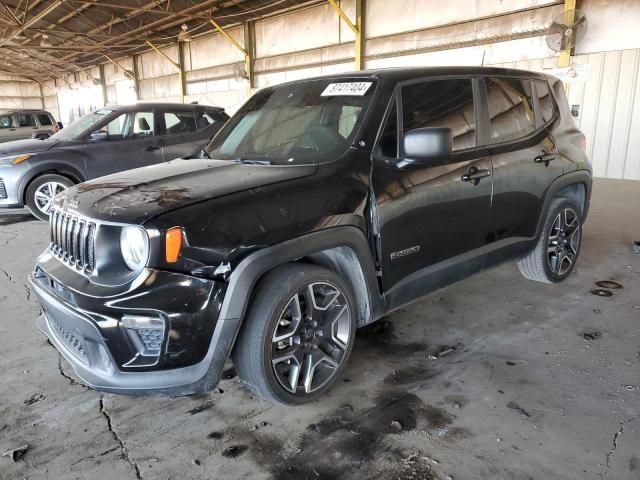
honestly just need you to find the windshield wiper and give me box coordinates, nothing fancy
[233,158,272,165]
[200,149,211,159]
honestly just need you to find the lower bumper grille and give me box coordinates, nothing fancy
[50,317,88,364]
[0,179,7,199]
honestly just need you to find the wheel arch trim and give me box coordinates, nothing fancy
[219,225,384,325]
[19,163,85,204]
[536,169,592,240]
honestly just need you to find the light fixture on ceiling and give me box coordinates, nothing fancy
[178,24,192,42]
[40,34,52,47]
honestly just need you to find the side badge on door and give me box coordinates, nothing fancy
[390,245,420,260]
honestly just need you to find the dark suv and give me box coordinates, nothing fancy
[29,67,591,405]
[0,103,228,220]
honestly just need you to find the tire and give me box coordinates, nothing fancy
[25,174,74,221]
[517,197,582,283]
[233,263,356,405]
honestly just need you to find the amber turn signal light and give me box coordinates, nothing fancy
[165,227,183,263]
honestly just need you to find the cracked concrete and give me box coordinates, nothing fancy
[0,179,639,480]
[99,396,143,480]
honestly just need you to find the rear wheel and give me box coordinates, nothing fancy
[517,198,582,283]
[25,174,73,221]
[233,264,356,405]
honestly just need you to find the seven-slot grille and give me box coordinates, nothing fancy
[0,179,6,199]
[49,209,97,272]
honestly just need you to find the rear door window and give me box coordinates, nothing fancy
[15,114,37,127]
[163,111,196,134]
[37,114,53,126]
[401,78,476,151]
[485,78,535,144]
[195,111,220,131]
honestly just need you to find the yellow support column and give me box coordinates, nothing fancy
[558,0,577,67]
[328,0,363,70]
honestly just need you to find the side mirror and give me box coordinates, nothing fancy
[31,132,50,140]
[90,130,108,141]
[402,127,452,166]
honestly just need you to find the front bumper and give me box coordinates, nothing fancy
[0,162,29,207]
[29,263,238,395]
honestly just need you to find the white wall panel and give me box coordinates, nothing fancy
[576,0,640,55]
[493,48,640,180]
[187,27,245,70]
[365,0,556,38]
[255,3,343,58]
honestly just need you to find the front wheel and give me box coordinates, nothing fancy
[517,198,582,283]
[25,174,73,221]
[233,264,356,405]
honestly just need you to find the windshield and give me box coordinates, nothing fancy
[50,109,113,141]
[205,78,376,164]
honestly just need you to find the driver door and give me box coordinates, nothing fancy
[372,77,493,307]
[84,110,163,179]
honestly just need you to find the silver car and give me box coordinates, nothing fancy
[0,109,58,142]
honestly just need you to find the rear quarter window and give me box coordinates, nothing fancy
[534,80,556,125]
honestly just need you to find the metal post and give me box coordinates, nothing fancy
[355,0,364,71]
[99,64,108,106]
[558,0,577,67]
[131,54,141,101]
[177,41,187,102]
[244,20,255,90]
[327,0,363,70]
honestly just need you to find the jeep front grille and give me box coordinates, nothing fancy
[49,209,97,272]
[0,179,6,199]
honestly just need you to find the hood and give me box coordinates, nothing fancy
[0,138,60,156]
[54,158,317,223]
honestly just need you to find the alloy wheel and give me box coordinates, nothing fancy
[270,282,351,395]
[34,182,67,215]
[547,207,580,275]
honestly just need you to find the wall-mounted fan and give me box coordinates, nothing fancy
[232,62,248,82]
[546,10,587,52]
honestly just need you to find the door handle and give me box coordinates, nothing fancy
[144,145,161,152]
[461,166,491,185]
[534,151,557,166]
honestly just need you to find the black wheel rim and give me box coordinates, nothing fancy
[547,207,580,276]
[270,282,351,395]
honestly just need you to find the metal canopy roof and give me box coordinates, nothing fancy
[0,0,319,82]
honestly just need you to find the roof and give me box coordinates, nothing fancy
[0,1,325,82]
[0,108,51,114]
[274,66,552,88]
[101,103,224,112]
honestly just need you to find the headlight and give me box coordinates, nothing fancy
[120,226,149,271]
[0,154,31,166]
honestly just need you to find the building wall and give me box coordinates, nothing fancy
[5,0,639,178]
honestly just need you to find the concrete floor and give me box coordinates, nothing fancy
[0,178,639,480]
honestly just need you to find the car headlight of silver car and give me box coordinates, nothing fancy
[0,154,31,166]
[120,226,149,271]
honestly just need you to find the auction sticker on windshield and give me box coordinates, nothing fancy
[321,82,372,96]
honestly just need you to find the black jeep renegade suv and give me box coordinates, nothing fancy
[30,67,591,404]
